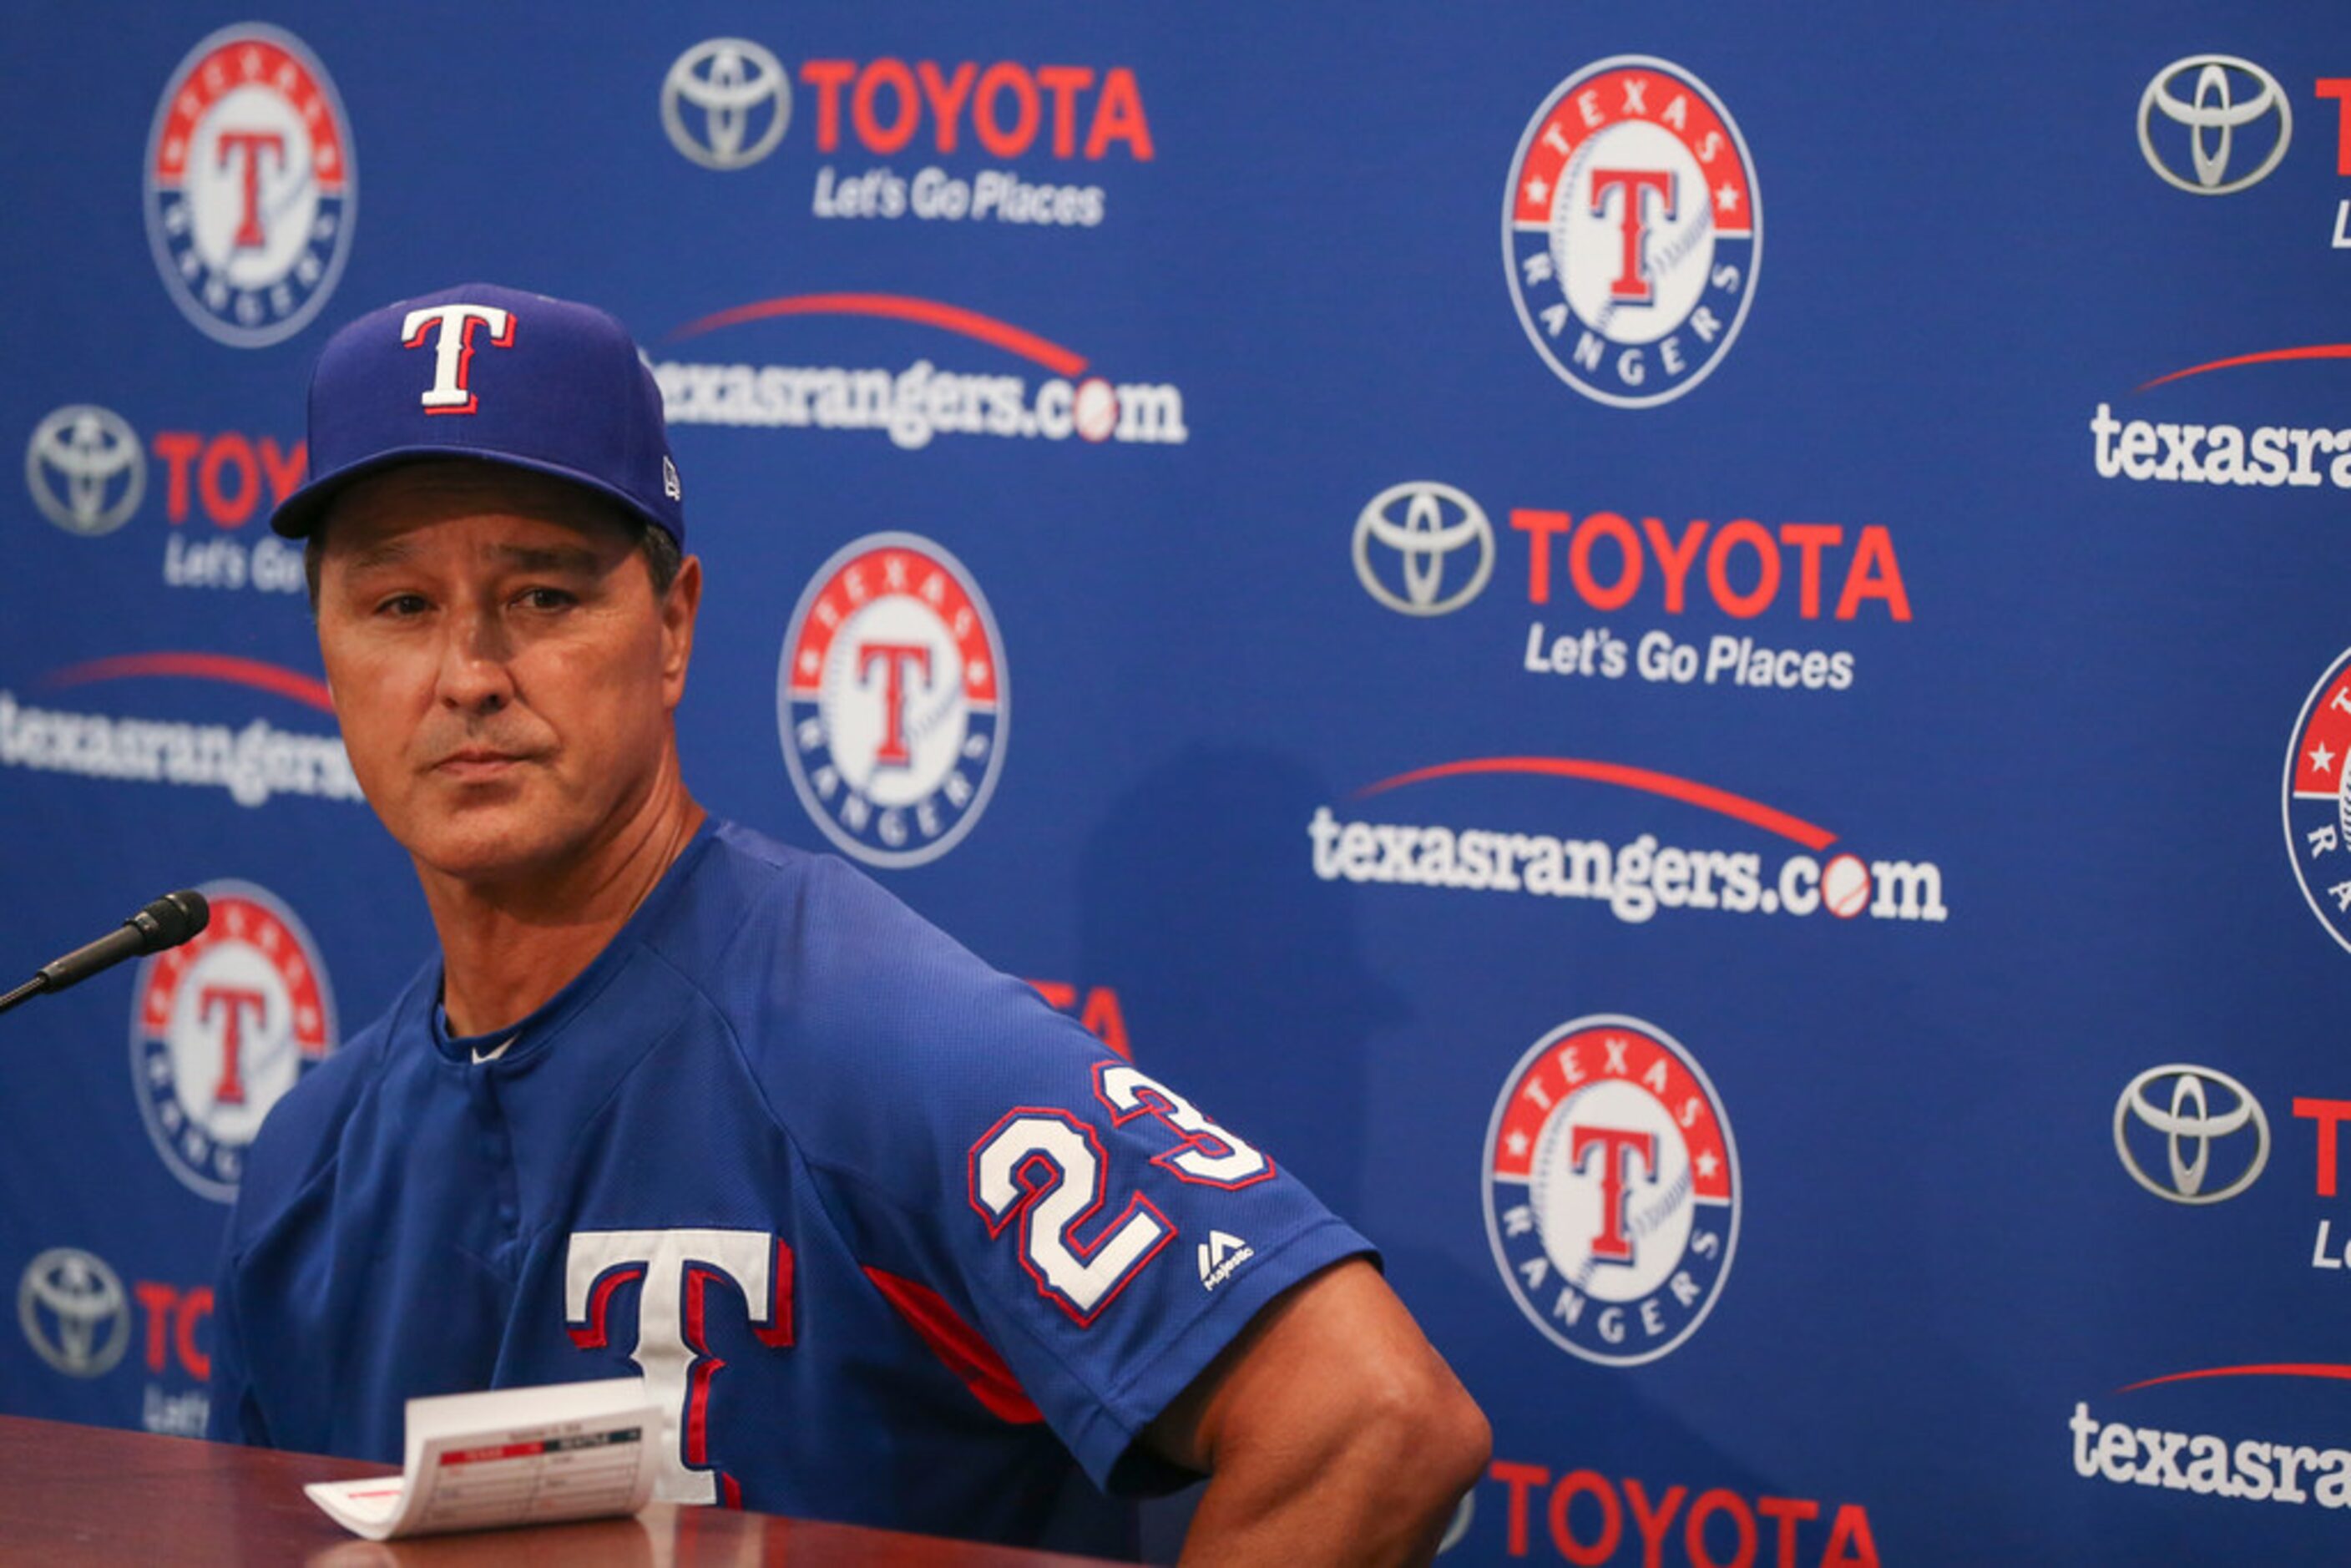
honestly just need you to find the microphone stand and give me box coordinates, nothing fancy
[0,891,210,1020]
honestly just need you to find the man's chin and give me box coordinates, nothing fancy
[403,816,577,890]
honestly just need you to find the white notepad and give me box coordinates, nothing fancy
[304,1378,661,1541]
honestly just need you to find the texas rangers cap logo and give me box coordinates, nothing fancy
[1504,57,1760,407]
[779,533,1008,868]
[144,23,356,348]
[2283,646,2351,953]
[1484,1014,1738,1365]
[130,879,336,1201]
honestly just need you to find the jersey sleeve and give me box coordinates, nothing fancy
[754,857,1379,1493]
[948,1037,1378,1493]
[204,1238,268,1446]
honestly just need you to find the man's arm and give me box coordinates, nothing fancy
[1143,1257,1490,1566]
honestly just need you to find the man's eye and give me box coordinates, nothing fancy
[375,594,429,617]
[518,588,576,611]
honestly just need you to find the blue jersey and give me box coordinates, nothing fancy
[206,821,1373,1556]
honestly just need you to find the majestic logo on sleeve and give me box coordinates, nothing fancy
[1504,58,1759,407]
[2284,647,2351,953]
[129,880,335,1201]
[778,533,1007,867]
[144,24,356,348]
[1484,1014,1737,1365]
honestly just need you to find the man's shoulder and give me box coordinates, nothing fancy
[681,822,1106,1162]
[670,820,1016,1013]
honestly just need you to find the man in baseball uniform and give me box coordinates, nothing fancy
[206,283,1488,1562]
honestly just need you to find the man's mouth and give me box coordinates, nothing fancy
[430,747,538,781]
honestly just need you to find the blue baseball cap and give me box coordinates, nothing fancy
[270,281,685,546]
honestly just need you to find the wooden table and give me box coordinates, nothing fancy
[0,1415,1119,1565]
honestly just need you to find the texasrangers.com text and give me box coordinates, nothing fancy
[2090,404,2351,488]
[654,357,1187,449]
[1307,807,1947,924]
[0,692,361,808]
[2070,1403,2351,1508]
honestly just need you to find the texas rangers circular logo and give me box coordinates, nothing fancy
[2283,646,2351,953]
[129,880,336,1201]
[144,23,356,347]
[1483,1014,1738,1365]
[778,533,1008,868]
[1503,58,1760,407]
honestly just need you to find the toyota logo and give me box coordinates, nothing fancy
[18,1247,130,1378]
[24,405,144,537]
[2113,1064,2270,1204]
[1352,481,1494,617]
[2138,54,2292,195]
[661,38,791,171]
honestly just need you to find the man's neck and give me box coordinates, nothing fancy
[420,767,706,1038]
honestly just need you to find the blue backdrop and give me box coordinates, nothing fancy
[6,5,2350,1562]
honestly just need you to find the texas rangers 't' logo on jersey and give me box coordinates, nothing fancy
[1483,1014,1738,1365]
[565,1228,793,1508]
[1503,57,1760,407]
[778,533,1008,868]
[130,879,336,1201]
[143,23,356,348]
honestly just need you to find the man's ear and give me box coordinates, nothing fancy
[660,554,703,706]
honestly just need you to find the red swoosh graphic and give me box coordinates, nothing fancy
[1351,756,1838,851]
[2119,1363,2351,1393]
[2136,344,2351,392]
[666,294,1090,377]
[42,654,334,713]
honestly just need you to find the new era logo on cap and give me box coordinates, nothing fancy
[270,281,686,548]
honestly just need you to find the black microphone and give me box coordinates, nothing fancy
[0,891,210,1017]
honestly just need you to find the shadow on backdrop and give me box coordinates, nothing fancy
[1079,744,1406,1561]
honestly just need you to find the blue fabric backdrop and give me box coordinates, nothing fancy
[6,5,2350,1562]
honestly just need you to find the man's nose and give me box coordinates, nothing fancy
[436,607,516,712]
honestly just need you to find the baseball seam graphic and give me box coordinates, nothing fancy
[143,24,356,348]
[1556,132,1606,329]
[1628,1164,1692,1242]
[260,163,315,233]
[1527,1080,1680,1298]
[903,653,969,752]
[1553,125,1713,340]
[2334,756,2349,847]
[1484,1013,1741,1367]
[1645,197,1714,286]
[1506,57,1761,410]
[780,533,1009,868]
[821,624,964,783]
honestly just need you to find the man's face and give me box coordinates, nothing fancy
[312,462,698,888]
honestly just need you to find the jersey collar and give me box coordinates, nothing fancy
[422,817,720,1068]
